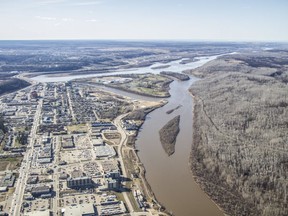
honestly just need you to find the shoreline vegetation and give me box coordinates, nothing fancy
[160,71,190,81]
[166,105,182,115]
[159,115,180,156]
[188,51,288,216]
[123,102,172,215]
[151,65,171,70]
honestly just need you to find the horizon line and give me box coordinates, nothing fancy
[0,39,287,44]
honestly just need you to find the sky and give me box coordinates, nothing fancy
[0,0,287,41]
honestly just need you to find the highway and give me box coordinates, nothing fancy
[9,98,43,216]
[113,113,135,213]
[52,136,61,215]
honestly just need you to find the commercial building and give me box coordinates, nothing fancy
[97,201,126,216]
[67,176,93,188]
[91,122,116,132]
[27,176,38,184]
[62,136,75,148]
[38,146,52,159]
[24,210,50,216]
[67,170,94,189]
[31,185,51,197]
[63,204,98,216]
[91,138,103,146]
[105,178,120,190]
[94,144,116,158]
[0,173,16,188]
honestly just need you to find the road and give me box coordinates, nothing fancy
[113,114,135,213]
[52,136,61,215]
[9,98,43,216]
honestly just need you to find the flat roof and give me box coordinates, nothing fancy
[24,210,50,216]
[64,204,97,216]
[95,145,116,158]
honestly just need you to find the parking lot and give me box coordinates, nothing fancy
[60,194,97,207]
[23,198,50,213]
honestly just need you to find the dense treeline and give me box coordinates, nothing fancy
[0,115,7,133]
[188,51,288,216]
[159,115,180,156]
[0,78,30,95]
[160,71,190,81]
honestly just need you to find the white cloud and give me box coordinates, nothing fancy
[86,19,99,23]
[37,0,68,6]
[70,1,102,6]
[62,18,73,22]
[35,16,57,21]
[35,0,102,7]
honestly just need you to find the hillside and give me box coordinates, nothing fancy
[0,78,31,96]
[188,51,288,216]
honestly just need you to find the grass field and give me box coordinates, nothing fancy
[0,157,22,171]
[66,124,88,133]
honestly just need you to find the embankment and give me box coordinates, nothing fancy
[188,51,288,216]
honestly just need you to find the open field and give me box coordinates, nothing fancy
[88,74,173,98]
[66,124,88,133]
[0,157,22,171]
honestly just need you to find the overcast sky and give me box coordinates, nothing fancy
[0,0,287,41]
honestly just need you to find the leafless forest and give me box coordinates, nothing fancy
[159,115,181,156]
[188,50,288,216]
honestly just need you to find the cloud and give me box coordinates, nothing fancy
[37,0,68,5]
[62,18,73,22]
[35,16,57,21]
[70,1,102,6]
[35,0,102,7]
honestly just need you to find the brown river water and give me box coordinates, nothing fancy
[135,78,223,216]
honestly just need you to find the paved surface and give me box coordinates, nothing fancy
[114,113,135,213]
[10,99,43,216]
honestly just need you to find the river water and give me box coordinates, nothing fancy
[135,77,223,216]
[31,56,223,216]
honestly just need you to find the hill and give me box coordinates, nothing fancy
[0,78,30,96]
[188,50,288,216]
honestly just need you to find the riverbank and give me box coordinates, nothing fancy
[189,91,245,216]
[160,71,190,81]
[121,101,172,215]
[188,51,288,216]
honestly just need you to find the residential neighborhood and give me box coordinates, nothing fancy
[0,81,166,216]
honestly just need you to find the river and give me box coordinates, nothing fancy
[31,55,223,216]
[135,77,223,216]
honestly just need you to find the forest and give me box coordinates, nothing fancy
[188,50,288,216]
[0,78,30,96]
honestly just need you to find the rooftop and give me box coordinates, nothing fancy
[24,210,50,216]
[63,204,97,216]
